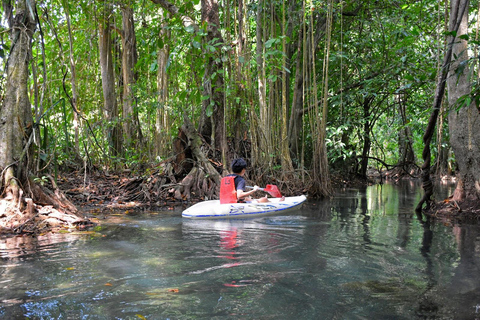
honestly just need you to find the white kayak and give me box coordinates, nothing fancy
[182,195,307,219]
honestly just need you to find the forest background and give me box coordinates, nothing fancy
[1,0,480,233]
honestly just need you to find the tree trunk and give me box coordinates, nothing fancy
[310,0,332,197]
[255,0,271,167]
[447,0,480,202]
[289,13,326,162]
[416,0,468,211]
[155,11,171,157]
[435,100,450,176]
[359,97,373,178]
[0,1,85,231]
[121,5,142,149]
[178,115,221,200]
[151,0,226,161]
[0,0,37,202]
[63,1,80,155]
[397,92,416,165]
[289,27,304,160]
[280,0,294,173]
[200,0,227,160]
[230,0,246,155]
[99,4,122,158]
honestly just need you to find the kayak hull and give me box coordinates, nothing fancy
[182,195,307,219]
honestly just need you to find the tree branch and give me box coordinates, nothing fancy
[150,0,198,31]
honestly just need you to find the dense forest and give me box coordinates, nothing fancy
[0,0,479,233]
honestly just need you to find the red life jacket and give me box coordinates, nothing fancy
[220,176,238,204]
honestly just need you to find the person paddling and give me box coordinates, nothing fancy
[227,158,270,203]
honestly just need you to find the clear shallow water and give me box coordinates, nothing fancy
[1,181,479,319]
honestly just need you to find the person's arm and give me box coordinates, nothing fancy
[236,186,259,200]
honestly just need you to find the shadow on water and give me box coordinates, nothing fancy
[0,180,479,319]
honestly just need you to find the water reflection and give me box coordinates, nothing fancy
[0,181,479,319]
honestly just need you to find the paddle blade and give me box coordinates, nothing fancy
[220,176,237,204]
[264,184,282,198]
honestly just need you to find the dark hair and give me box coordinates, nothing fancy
[231,158,247,173]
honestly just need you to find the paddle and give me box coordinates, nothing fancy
[246,184,282,198]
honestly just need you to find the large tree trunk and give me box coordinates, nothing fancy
[0,1,85,232]
[447,0,480,202]
[176,115,221,200]
[99,4,122,157]
[0,0,37,202]
[416,0,466,211]
[150,0,227,161]
[200,0,227,161]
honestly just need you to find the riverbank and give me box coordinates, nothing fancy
[1,169,478,236]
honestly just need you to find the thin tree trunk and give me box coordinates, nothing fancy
[233,0,246,154]
[280,0,294,173]
[360,97,373,178]
[256,0,270,167]
[289,27,304,159]
[63,1,80,155]
[309,0,332,197]
[121,5,142,149]
[289,11,326,163]
[435,0,449,177]
[99,5,122,158]
[155,11,170,157]
[397,93,415,165]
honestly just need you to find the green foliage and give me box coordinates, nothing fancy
[33,176,49,186]
[2,0,465,178]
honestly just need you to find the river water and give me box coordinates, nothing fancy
[1,181,479,319]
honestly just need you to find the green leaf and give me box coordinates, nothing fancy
[192,40,201,49]
[150,61,158,72]
[405,74,415,81]
[475,95,480,108]
[158,37,164,49]
[265,38,277,48]
[185,25,195,33]
[206,104,213,117]
[178,91,187,101]
[444,30,457,37]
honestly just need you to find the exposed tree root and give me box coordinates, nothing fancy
[425,197,480,223]
[0,177,93,235]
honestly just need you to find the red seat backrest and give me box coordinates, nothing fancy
[220,176,237,204]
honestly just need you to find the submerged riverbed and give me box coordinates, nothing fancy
[1,181,479,319]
